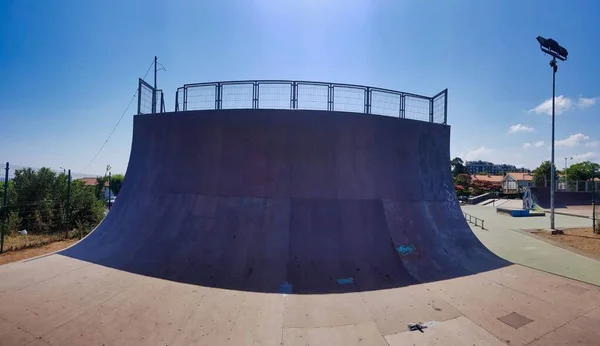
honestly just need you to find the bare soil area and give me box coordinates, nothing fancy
[0,233,83,265]
[529,227,600,260]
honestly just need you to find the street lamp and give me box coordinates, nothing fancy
[564,157,572,191]
[536,35,568,231]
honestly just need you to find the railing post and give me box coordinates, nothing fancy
[290,82,297,109]
[1,162,9,253]
[175,90,179,112]
[137,79,142,115]
[399,94,405,118]
[429,98,434,123]
[253,82,259,109]
[364,87,371,114]
[443,89,448,125]
[328,85,334,111]
[183,87,188,111]
[215,83,222,110]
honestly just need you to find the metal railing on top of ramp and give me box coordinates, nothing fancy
[173,80,448,125]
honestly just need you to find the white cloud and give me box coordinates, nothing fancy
[529,95,572,115]
[508,124,534,134]
[523,143,531,149]
[577,97,598,109]
[464,147,494,161]
[585,140,599,148]
[556,133,590,148]
[572,152,600,163]
[534,141,545,148]
[530,96,599,115]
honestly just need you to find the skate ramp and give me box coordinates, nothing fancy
[60,109,509,293]
[532,187,599,209]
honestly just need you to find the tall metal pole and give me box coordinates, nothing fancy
[593,165,597,234]
[152,56,157,114]
[1,162,9,253]
[66,169,71,238]
[550,57,557,230]
[108,171,112,211]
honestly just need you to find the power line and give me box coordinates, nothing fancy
[81,59,156,172]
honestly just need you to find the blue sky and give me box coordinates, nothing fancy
[1,0,599,176]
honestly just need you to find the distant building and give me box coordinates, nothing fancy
[465,160,530,175]
[502,172,534,194]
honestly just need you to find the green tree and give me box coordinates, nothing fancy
[451,157,466,177]
[95,176,107,200]
[69,180,105,230]
[533,161,558,187]
[566,161,600,181]
[6,167,107,236]
[12,167,57,233]
[109,174,125,196]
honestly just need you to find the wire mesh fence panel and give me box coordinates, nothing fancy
[257,83,292,109]
[297,83,329,111]
[221,83,254,109]
[332,86,365,113]
[173,81,448,123]
[176,88,184,111]
[432,91,447,124]
[185,85,217,110]
[371,90,401,117]
[155,89,164,113]
[404,95,430,122]
[138,82,154,115]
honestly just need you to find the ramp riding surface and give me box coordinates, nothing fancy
[60,109,507,293]
[1,109,600,345]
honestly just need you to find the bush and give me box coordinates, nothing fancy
[6,167,106,236]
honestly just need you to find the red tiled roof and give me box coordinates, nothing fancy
[77,177,109,187]
[506,172,533,181]
[472,174,504,183]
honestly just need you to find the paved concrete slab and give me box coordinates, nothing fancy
[463,205,600,286]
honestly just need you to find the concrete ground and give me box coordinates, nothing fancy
[462,205,600,286]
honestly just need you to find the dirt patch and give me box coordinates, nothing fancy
[529,227,600,260]
[0,232,88,266]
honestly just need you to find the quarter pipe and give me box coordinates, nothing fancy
[60,109,508,293]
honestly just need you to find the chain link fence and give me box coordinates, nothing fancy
[174,80,448,125]
[0,162,123,253]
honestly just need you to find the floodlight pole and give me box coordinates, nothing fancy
[537,35,568,231]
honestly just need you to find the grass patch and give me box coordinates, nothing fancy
[2,229,91,253]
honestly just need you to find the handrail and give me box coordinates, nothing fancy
[463,212,485,230]
[173,79,448,125]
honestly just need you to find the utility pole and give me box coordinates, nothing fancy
[1,162,9,253]
[108,171,112,211]
[66,169,71,238]
[593,165,597,234]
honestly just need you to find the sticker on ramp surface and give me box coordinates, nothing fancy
[396,244,417,256]
[278,281,293,294]
[336,277,354,285]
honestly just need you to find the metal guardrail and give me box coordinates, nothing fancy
[174,80,448,124]
[464,212,485,230]
[137,78,165,115]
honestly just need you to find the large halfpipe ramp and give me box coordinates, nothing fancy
[60,109,508,293]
